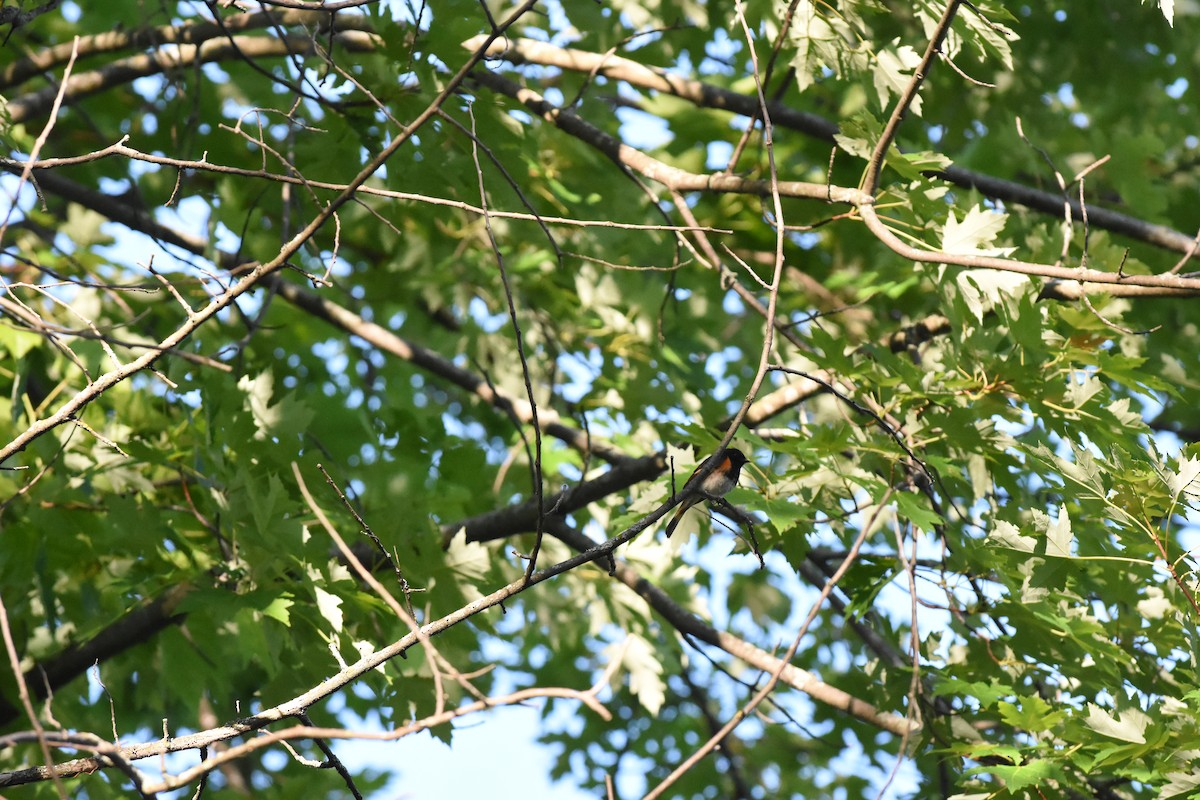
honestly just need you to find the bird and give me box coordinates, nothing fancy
[664,447,750,538]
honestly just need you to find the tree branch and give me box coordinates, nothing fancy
[469,71,870,207]
[268,276,631,464]
[471,69,1200,295]
[546,525,914,737]
[0,8,375,90]
[0,586,191,728]
[0,0,541,466]
[469,35,1200,259]
[0,163,635,463]
[7,31,380,124]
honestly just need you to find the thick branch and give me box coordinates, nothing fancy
[268,276,631,464]
[547,525,915,736]
[472,70,1200,294]
[9,141,731,234]
[0,163,229,264]
[469,36,1200,259]
[1,166,632,462]
[8,31,380,124]
[0,563,600,787]
[858,204,1200,294]
[440,453,666,546]
[0,455,660,735]
[466,34,840,142]
[0,478,683,787]
[863,0,962,195]
[0,9,376,90]
[469,71,870,207]
[0,3,545,467]
[0,586,191,728]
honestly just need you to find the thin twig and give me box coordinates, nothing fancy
[317,464,420,617]
[646,488,895,799]
[463,102,547,581]
[862,0,964,196]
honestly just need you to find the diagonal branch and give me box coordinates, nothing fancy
[469,71,869,207]
[441,452,666,546]
[0,166,632,464]
[0,0,542,467]
[3,510,912,788]
[1,453,660,730]
[5,142,735,235]
[645,488,893,799]
[547,524,915,737]
[0,585,191,728]
[268,275,630,464]
[863,0,963,195]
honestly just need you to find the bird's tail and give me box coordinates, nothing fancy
[664,503,688,538]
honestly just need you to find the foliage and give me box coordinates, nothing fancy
[0,0,1198,798]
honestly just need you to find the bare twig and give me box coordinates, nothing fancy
[293,463,456,715]
[462,102,547,580]
[0,591,70,799]
[5,32,380,124]
[7,138,730,234]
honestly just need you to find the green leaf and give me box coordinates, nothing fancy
[263,594,295,626]
[996,695,1065,732]
[932,677,1010,708]
[941,206,1015,256]
[893,490,943,533]
[1083,704,1149,744]
[610,634,665,716]
[873,42,923,112]
[1044,504,1074,558]
[314,586,345,632]
[0,326,43,360]
[986,759,1060,792]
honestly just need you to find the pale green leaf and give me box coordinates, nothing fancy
[610,633,665,716]
[874,42,923,113]
[65,204,114,248]
[1083,704,1149,743]
[1107,397,1143,426]
[445,529,490,582]
[787,0,870,91]
[1045,504,1073,558]
[941,206,1016,256]
[1137,587,1173,620]
[0,326,43,360]
[314,586,344,632]
[954,269,1030,322]
[263,595,294,626]
[239,372,280,440]
[958,4,1018,68]
[237,370,315,441]
[1060,443,1106,493]
[990,759,1057,791]
[1161,772,1200,800]
[1153,0,1175,25]
[1065,372,1103,409]
[1167,454,1200,498]
[967,453,990,501]
[988,520,1035,552]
